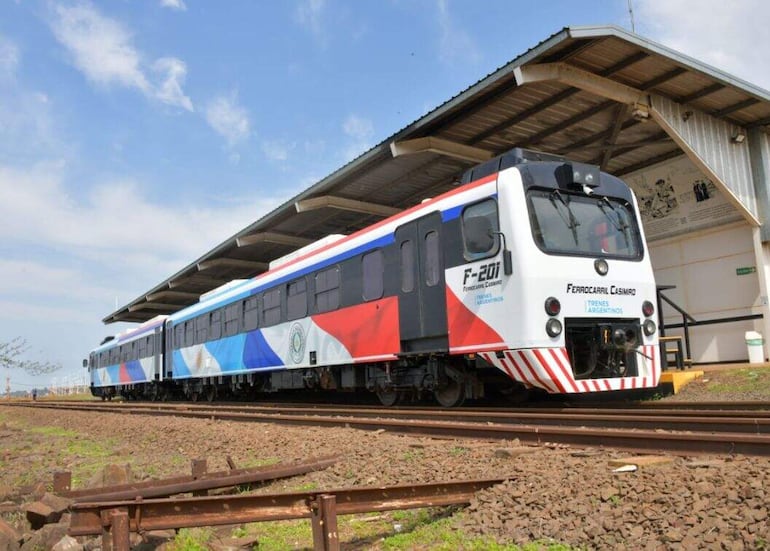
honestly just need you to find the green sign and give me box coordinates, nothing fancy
[736,266,756,276]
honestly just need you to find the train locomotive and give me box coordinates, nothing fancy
[86,149,660,406]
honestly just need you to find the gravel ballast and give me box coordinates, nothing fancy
[1,369,769,549]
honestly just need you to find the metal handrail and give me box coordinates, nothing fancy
[656,286,696,367]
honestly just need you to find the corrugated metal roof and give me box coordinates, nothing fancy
[105,25,770,323]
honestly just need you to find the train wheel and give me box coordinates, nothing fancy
[190,391,199,402]
[434,380,465,408]
[205,386,217,402]
[376,388,401,407]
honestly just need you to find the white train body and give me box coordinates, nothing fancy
[87,149,660,404]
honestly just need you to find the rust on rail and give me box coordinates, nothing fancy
[69,477,506,538]
[56,455,338,502]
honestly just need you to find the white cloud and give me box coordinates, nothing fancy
[343,114,373,141]
[635,0,770,91]
[435,0,481,66]
[342,114,374,161]
[0,259,116,304]
[296,0,326,42]
[160,0,187,11]
[205,93,251,146]
[0,162,282,267]
[262,139,296,161]
[0,35,19,79]
[153,57,193,111]
[0,83,62,160]
[50,3,151,92]
[49,2,194,110]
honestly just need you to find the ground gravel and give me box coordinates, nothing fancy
[1,367,769,550]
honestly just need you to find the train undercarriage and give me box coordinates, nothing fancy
[92,354,537,407]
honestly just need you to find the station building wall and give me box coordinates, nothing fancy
[628,156,762,363]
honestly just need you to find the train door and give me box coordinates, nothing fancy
[153,327,163,382]
[395,212,448,353]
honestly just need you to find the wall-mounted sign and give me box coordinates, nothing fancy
[736,266,756,276]
[626,156,742,241]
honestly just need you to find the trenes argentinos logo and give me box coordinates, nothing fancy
[289,323,306,364]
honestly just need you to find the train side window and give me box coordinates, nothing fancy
[362,250,384,301]
[174,325,183,348]
[424,231,440,286]
[243,297,259,331]
[462,199,500,261]
[185,321,194,347]
[315,266,340,313]
[400,240,415,292]
[138,338,146,359]
[210,310,222,340]
[263,288,282,326]
[195,315,208,344]
[225,303,242,336]
[287,279,307,320]
[147,336,153,356]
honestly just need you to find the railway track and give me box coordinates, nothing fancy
[7,400,770,456]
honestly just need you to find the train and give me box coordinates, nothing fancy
[85,148,661,406]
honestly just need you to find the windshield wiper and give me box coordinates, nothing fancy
[549,189,580,245]
[597,196,630,247]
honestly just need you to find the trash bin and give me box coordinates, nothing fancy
[745,331,765,364]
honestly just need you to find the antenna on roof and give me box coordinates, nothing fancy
[627,0,636,32]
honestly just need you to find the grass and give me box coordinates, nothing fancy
[29,426,79,438]
[158,507,578,551]
[0,416,126,489]
[239,456,281,468]
[39,392,98,402]
[166,528,215,551]
[705,367,770,396]
[402,448,424,461]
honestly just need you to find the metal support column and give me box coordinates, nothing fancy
[311,494,340,551]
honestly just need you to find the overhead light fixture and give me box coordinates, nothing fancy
[731,130,746,144]
[631,104,650,122]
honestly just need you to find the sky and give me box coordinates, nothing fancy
[2,0,769,393]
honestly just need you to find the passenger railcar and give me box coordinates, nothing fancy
[86,149,660,406]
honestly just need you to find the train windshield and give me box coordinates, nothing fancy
[527,188,642,259]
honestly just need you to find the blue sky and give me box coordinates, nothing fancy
[2,0,769,392]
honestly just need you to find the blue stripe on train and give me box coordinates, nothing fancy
[124,359,147,382]
[243,330,283,369]
[171,330,285,379]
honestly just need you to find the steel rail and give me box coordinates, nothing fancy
[68,477,506,536]
[12,401,770,434]
[17,398,770,414]
[60,455,338,502]
[9,401,770,456]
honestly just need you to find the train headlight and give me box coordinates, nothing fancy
[594,258,609,276]
[643,319,657,336]
[546,318,563,338]
[642,300,655,317]
[544,297,561,316]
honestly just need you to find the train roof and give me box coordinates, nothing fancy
[168,171,500,324]
[91,315,168,353]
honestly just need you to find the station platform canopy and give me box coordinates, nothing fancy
[104,25,770,324]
